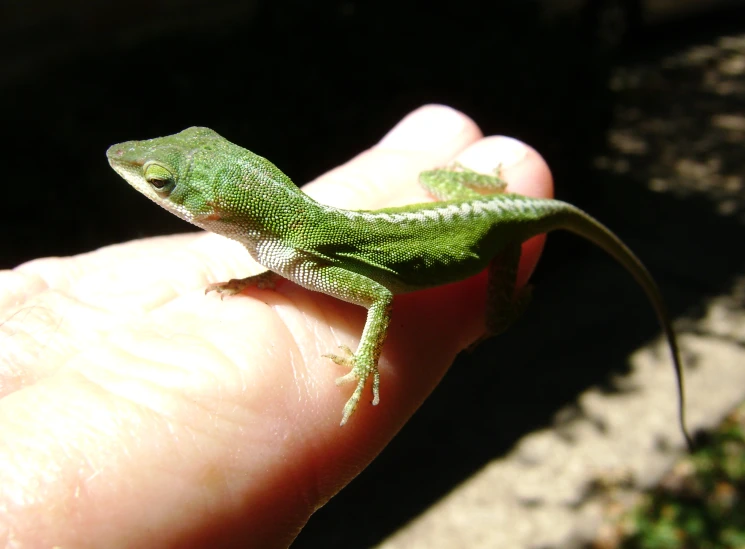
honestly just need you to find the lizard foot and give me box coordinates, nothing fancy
[205,272,278,299]
[206,279,249,298]
[323,345,380,425]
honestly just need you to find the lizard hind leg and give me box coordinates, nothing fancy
[482,242,533,341]
[418,163,508,201]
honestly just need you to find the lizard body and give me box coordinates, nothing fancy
[107,126,691,447]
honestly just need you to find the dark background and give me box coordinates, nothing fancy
[2,0,625,266]
[3,1,744,547]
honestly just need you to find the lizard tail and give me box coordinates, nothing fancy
[548,203,694,450]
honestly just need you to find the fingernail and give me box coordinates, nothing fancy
[490,136,528,167]
[457,135,528,173]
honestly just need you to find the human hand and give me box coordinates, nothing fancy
[0,105,553,548]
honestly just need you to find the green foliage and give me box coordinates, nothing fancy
[620,405,745,549]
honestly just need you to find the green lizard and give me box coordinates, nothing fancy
[107,126,692,448]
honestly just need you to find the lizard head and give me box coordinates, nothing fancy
[107,126,235,229]
[108,126,308,244]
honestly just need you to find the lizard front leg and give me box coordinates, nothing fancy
[326,293,392,425]
[206,270,280,297]
[297,266,393,426]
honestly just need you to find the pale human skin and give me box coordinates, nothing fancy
[0,105,552,548]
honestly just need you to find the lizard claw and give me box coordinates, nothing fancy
[322,345,355,369]
[205,279,245,297]
[324,345,381,425]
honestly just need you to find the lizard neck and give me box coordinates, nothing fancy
[193,155,324,250]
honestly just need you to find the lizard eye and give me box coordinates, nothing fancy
[144,162,176,195]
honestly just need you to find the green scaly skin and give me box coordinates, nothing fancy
[107,127,692,448]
